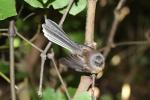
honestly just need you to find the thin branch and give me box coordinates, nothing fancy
[47,51,71,100]
[9,20,16,100]
[29,24,41,42]
[114,40,150,47]
[59,0,74,27]
[103,0,129,57]
[91,74,96,100]
[14,27,43,53]
[23,12,35,21]
[0,71,18,90]
[17,3,24,19]
[0,33,9,36]
[0,28,8,32]
[37,53,47,96]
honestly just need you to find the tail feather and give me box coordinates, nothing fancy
[42,19,82,54]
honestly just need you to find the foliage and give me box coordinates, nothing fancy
[42,87,66,100]
[0,0,17,20]
[0,0,86,20]
[74,92,91,100]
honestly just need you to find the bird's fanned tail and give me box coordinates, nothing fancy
[42,19,82,54]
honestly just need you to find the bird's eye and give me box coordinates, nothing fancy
[94,60,102,66]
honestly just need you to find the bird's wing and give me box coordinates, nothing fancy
[59,55,91,73]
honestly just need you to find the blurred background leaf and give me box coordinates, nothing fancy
[42,87,66,100]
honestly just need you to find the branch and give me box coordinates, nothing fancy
[0,28,8,32]
[59,0,74,27]
[74,76,92,97]
[29,24,41,42]
[9,20,16,100]
[113,40,150,47]
[85,0,97,47]
[23,12,35,21]
[14,27,43,53]
[47,51,71,100]
[103,0,129,57]
[0,71,18,90]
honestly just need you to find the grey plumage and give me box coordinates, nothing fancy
[42,19,82,55]
[42,19,105,74]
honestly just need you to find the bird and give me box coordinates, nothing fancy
[42,19,105,77]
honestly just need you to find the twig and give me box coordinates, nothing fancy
[23,12,35,21]
[103,0,129,57]
[0,28,8,32]
[114,40,150,47]
[59,0,74,27]
[9,20,16,100]
[91,74,96,100]
[17,3,24,19]
[37,53,47,96]
[29,24,41,42]
[38,0,74,98]
[14,27,43,52]
[47,51,71,100]
[37,42,52,96]
[85,0,98,47]
[0,71,18,90]
[0,33,9,36]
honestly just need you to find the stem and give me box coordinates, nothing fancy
[47,52,71,100]
[15,27,43,53]
[85,0,97,47]
[114,40,150,47]
[0,28,8,32]
[91,74,96,100]
[9,20,16,100]
[59,0,74,27]
[0,71,18,90]
[103,0,128,57]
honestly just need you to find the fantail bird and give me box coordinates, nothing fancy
[42,19,105,77]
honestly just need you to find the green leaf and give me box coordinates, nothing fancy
[68,87,76,97]
[24,0,43,8]
[43,0,48,4]
[69,0,87,15]
[0,61,9,74]
[52,0,68,9]
[74,92,91,100]
[42,87,66,100]
[0,0,17,20]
